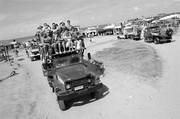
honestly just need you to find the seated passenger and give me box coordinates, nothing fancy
[36,25,43,43]
[42,34,52,56]
[61,22,68,36]
[43,23,52,38]
[51,41,59,54]
[62,30,73,52]
[57,38,66,54]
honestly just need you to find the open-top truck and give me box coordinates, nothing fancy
[41,50,105,110]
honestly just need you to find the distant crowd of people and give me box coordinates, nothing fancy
[33,20,85,59]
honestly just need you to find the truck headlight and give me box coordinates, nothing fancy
[65,84,71,89]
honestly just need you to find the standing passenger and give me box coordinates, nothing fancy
[66,20,74,31]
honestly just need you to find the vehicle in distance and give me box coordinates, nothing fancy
[144,25,173,44]
[123,25,141,40]
[29,48,41,61]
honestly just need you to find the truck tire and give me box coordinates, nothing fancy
[48,81,53,87]
[91,91,101,99]
[131,36,135,40]
[125,35,128,39]
[154,37,159,44]
[167,39,171,43]
[52,86,55,92]
[145,38,152,43]
[58,100,67,111]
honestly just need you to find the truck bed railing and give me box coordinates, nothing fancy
[51,49,83,59]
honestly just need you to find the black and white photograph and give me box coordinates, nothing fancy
[0,0,180,118]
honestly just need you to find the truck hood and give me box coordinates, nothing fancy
[56,64,90,82]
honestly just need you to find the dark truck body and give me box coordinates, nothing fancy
[42,50,105,110]
[144,25,173,44]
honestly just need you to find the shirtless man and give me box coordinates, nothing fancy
[66,20,74,31]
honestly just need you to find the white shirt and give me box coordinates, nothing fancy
[76,40,82,50]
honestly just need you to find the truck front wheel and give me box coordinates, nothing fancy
[58,100,68,111]
[125,35,128,39]
[154,37,160,44]
[90,91,101,99]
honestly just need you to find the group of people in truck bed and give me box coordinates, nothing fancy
[35,20,85,59]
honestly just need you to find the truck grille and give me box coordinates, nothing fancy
[65,74,94,91]
[70,78,89,87]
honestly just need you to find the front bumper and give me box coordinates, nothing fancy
[57,83,103,100]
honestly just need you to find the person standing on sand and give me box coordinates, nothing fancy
[14,49,19,57]
[25,49,29,58]
[141,24,147,41]
[89,33,93,42]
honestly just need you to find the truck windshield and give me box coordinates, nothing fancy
[53,56,81,68]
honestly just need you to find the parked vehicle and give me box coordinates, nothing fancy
[117,34,125,39]
[29,49,41,61]
[42,50,105,110]
[144,25,173,44]
[123,25,141,40]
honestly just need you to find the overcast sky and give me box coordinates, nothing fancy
[0,0,180,40]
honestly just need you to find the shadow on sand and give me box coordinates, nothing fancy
[17,58,25,61]
[155,40,175,44]
[0,71,19,83]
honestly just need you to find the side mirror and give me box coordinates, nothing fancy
[87,53,91,60]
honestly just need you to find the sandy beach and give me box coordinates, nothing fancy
[0,33,180,119]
